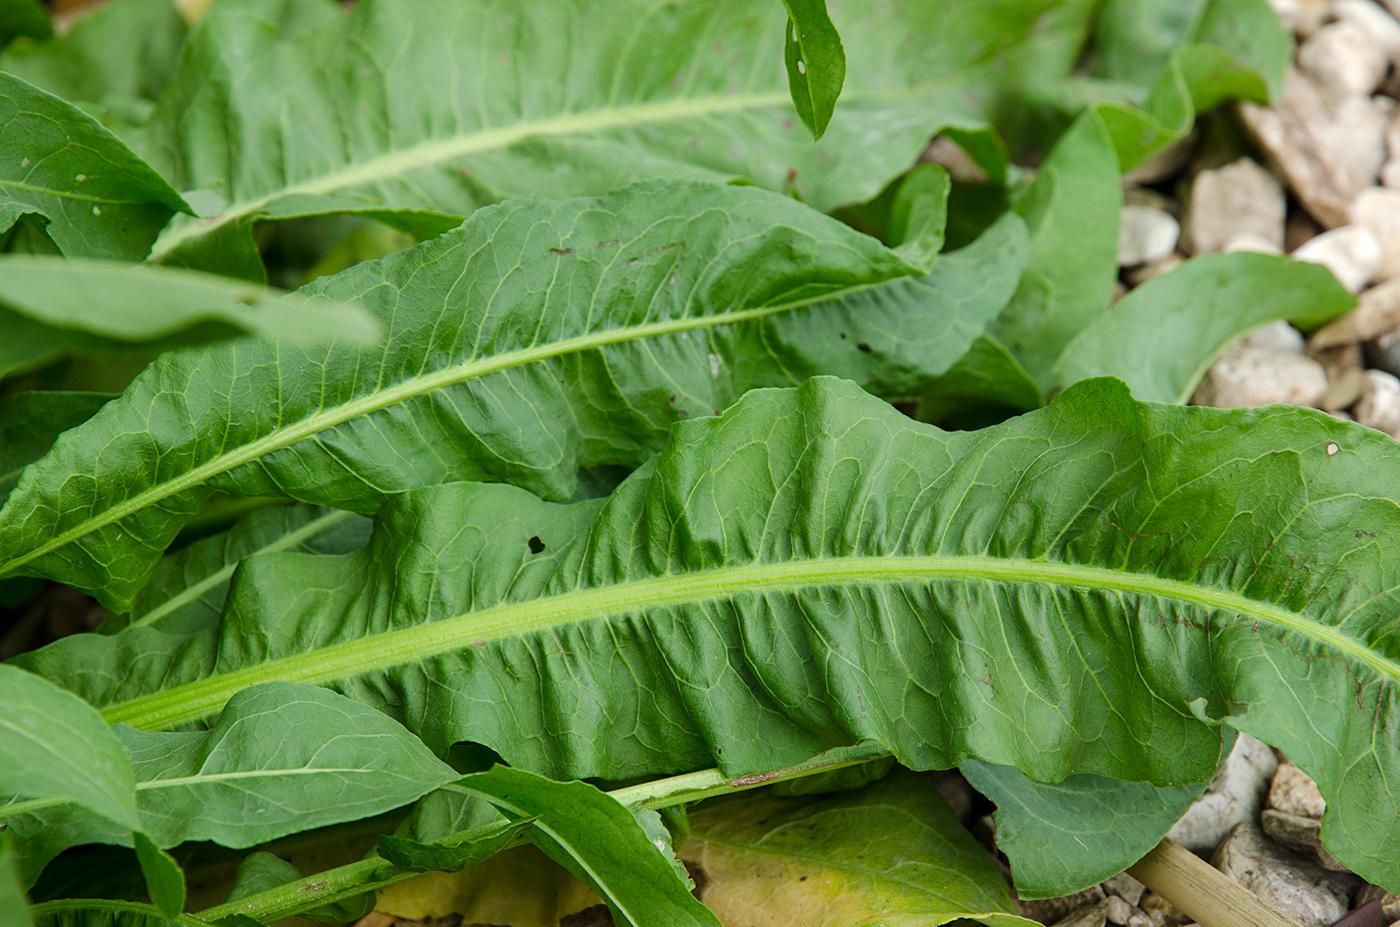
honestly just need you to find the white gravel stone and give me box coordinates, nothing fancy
[1311,275,1400,347]
[1192,347,1330,410]
[1292,225,1382,291]
[1241,69,1389,227]
[1298,20,1389,97]
[1355,369,1400,438]
[1166,733,1279,853]
[1293,1,1332,38]
[1349,187,1400,281]
[1183,158,1286,254]
[1223,232,1284,254]
[1213,823,1358,927]
[1050,902,1109,927]
[1241,320,1306,353]
[1101,873,1146,908]
[1118,206,1180,266]
[1270,761,1327,819]
[1126,253,1185,287]
[1334,0,1400,61]
[1105,895,1133,926]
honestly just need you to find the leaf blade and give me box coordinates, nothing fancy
[781,0,846,140]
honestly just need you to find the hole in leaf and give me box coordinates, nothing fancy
[856,342,873,354]
[527,535,546,554]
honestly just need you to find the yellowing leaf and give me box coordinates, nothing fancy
[680,770,1036,927]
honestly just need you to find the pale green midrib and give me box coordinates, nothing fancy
[0,178,155,206]
[100,554,1399,731]
[147,82,933,259]
[0,285,884,579]
[0,765,379,819]
[128,510,359,629]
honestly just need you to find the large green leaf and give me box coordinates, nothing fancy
[0,391,113,503]
[0,256,379,379]
[0,0,186,124]
[0,74,187,260]
[104,505,371,635]
[16,375,1400,888]
[1055,253,1355,403]
[31,900,213,927]
[134,0,1094,275]
[459,766,719,927]
[0,683,457,883]
[0,833,33,927]
[0,180,1034,610]
[683,768,1031,926]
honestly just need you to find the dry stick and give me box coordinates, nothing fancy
[1128,837,1301,927]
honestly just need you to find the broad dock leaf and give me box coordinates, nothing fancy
[0,181,1030,609]
[0,833,32,927]
[16,375,1400,886]
[136,0,1093,273]
[0,74,187,260]
[682,769,1032,926]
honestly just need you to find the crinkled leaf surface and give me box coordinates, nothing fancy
[781,0,845,141]
[136,0,1092,272]
[105,505,371,635]
[0,665,140,834]
[460,766,718,927]
[1056,253,1355,402]
[0,683,456,883]
[16,375,1400,887]
[0,73,187,260]
[681,768,1031,927]
[0,391,113,502]
[0,181,1038,610]
[960,756,1221,899]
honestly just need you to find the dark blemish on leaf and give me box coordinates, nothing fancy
[728,770,783,787]
[783,118,794,130]
[299,880,329,894]
[668,394,677,405]
[799,876,807,881]
[688,136,703,147]
[461,166,473,179]
[527,535,546,554]
[663,241,683,251]
[786,167,798,183]
[677,410,689,419]
[856,342,873,354]
[549,247,575,256]
[595,239,618,248]
[233,291,259,305]
[839,332,848,340]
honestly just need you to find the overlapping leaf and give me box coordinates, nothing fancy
[132,0,1093,275]
[15,375,1400,887]
[0,180,1034,610]
[0,391,112,503]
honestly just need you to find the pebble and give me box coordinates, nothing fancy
[1333,0,1400,62]
[1101,873,1145,908]
[1050,901,1109,927]
[1118,206,1180,266]
[1292,225,1382,292]
[1354,369,1400,438]
[1355,885,1400,922]
[1224,232,1283,255]
[1212,822,1359,927]
[1023,886,1106,926]
[1261,808,1348,870]
[1191,346,1329,410]
[1241,69,1389,228]
[1105,895,1133,926]
[1125,133,1197,186]
[1287,209,1324,252]
[1311,276,1400,348]
[1125,253,1184,287]
[1293,1,1332,39]
[1296,21,1388,97]
[1183,158,1286,254]
[922,769,974,825]
[1241,320,1306,353]
[1366,323,1400,378]
[1349,187,1400,281]
[1165,733,1279,853]
[1269,761,1326,819]
[1322,367,1369,411]
[921,136,988,184]
[1137,892,1192,927]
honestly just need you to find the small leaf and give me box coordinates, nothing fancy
[133,833,185,919]
[1055,253,1355,402]
[460,766,720,927]
[781,0,845,140]
[0,664,140,833]
[682,768,1034,926]
[223,852,371,923]
[0,73,188,260]
[377,818,527,873]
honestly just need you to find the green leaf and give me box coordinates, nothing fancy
[0,73,188,260]
[377,817,528,873]
[0,391,113,503]
[22,375,1400,888]
[0,0,48,48]
[916,335,1042,424]
[31,899,215,927]
[223,852,372,923]
[0,664,140,833]
[132,834,185,919]
[0,180,1032,610]
[0,832,34,927]
[682,768,1032,926]
[104,506,371,635]
[134,0,1094,273]
[1055,253,1356,403]
[0,0,186,122]
[0,256,379,379]
[459,766,720,927]
[1,683,457,884]
[960,757,1218,900]
[781,0,845,141]
[993,107,1120,393]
